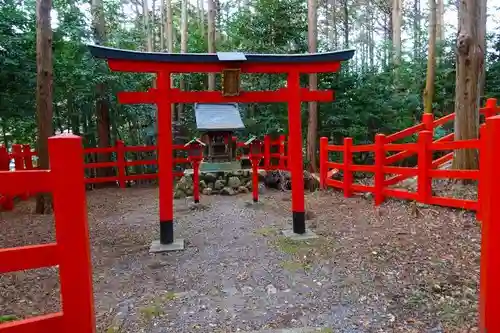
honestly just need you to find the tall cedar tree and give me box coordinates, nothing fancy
[423,0,437,114]
[307,0,318,172]
[453,0,486,169]
[35,0,54,214]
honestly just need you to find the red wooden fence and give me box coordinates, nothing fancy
[320,98,500,212]
[0,135,288,210]
[0,134,95,333]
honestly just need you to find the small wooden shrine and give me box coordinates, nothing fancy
[195,103,245,165]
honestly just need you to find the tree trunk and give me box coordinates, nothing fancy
[452,0,484,170]
[92,0,112,182]
[423,0,437,115]
[478,0,487,96]
[143,0,153,51]
[392,0,402,65]
[198,0,205,39]
[151,0,156,50]
[328,0,337,50]
[165,0,175,115]
[165,0,173,53]
[178,0,188,120]
[160,0,165,50]
[307,0,318,172]
[35,0,54,214]
[436,0,445,42]
[368,6,374,68]
[413,0,421,59]
[342,0,349,48]
[207,0,216,90]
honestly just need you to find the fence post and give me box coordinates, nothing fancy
[279,135,286,169]
[478,124,486,221]
[343,137,353,197]
[12,144,23,171]
[12,144,29,200]
[479,115,500,333]
[374,134,386,205]
[484,98,498,119]
[116,140,126,188]
[422,113,434,134]
[417,131,433,204]
[0,146,9,170]
[319,137,328,189]
[48,134,96,333]
[23,145,33,170]
[264,135,271,169]
[0,145,13,211]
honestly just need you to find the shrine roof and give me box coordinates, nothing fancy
[195,103,245,131]
[88,45,355,64]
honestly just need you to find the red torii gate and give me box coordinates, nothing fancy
[89,45,354,252]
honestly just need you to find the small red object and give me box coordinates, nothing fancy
[246,137,263,203]
[185,138,205,204]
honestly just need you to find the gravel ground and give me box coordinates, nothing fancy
[0,188,480,332]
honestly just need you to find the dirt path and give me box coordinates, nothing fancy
[0,188,480,332]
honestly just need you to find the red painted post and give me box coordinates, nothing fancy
[0,146,9,170]
[157,71,175,244]
[12,144,28,200]
[48,134,96,333]
[187,142,204,204]
[319,137,328,189]
[279,135,286,169]
[249,140,263,203]
[374,134,386,205]
[23,145,33,170]
[422,113,434,133]
[479,115,500,332]
[116,140,126,188]
[264,135,271,170]
[12,144,23,171]
[484,98,497,119]
[287,71,306,234]
[343,137,353,197]
[417,131,433,204]
[478,125,486,221]
[192,162,200,203]
[0,145,13,211]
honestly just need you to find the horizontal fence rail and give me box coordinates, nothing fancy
[320,98,500,213]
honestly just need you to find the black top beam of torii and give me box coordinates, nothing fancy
[88,45,355,65]
[87,45,356,103]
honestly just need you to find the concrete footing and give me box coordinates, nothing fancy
[281,229,319,240]
[149,239,185,253]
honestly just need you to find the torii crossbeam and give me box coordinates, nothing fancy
[88,45,355,252]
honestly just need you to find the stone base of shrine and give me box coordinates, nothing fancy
[174,168,265,199]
